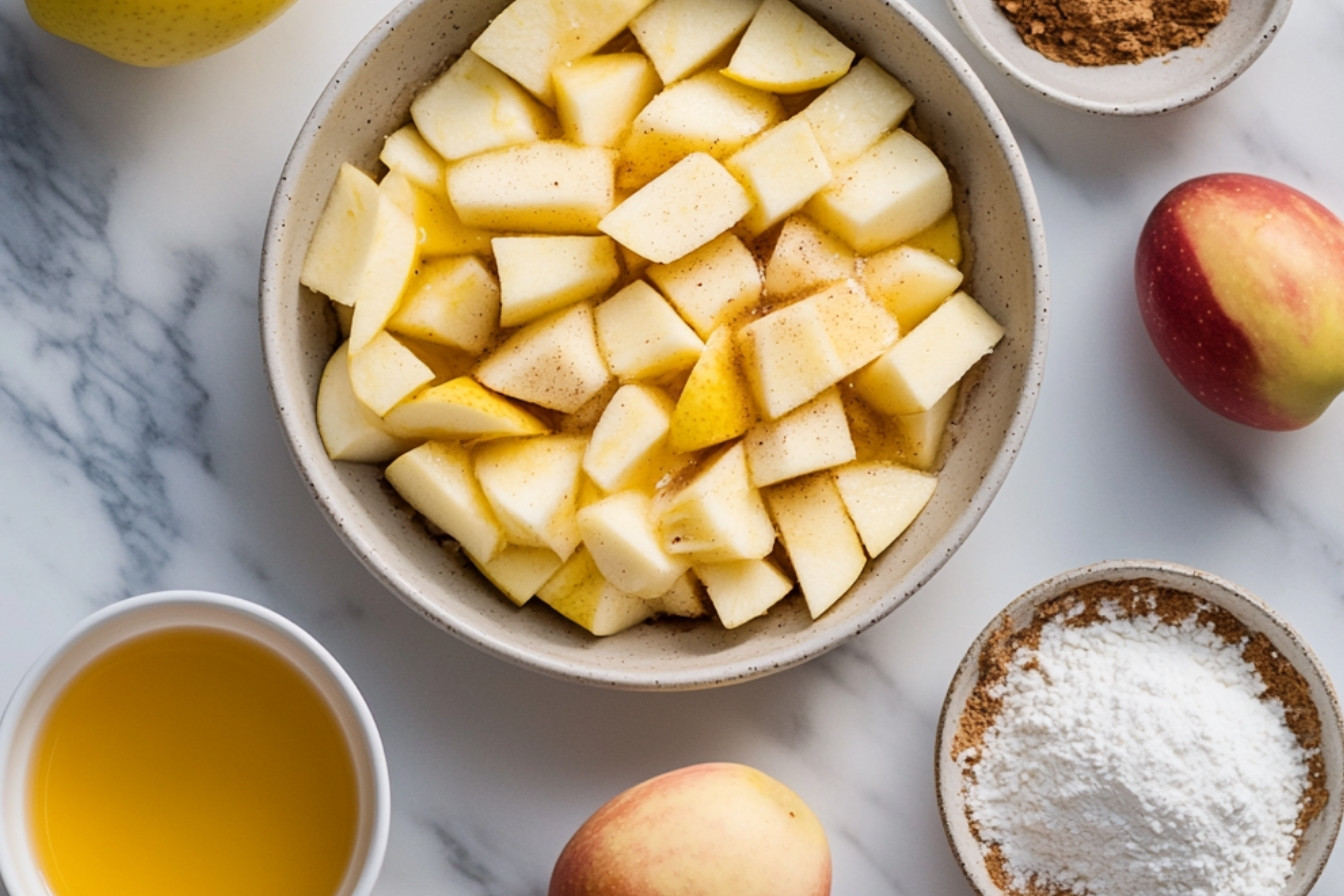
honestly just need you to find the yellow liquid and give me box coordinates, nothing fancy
[28,626,361,896]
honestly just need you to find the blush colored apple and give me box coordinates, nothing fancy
[548,762,831,896]
[1134,172,1344,430]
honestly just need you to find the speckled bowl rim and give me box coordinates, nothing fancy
[935,559,1344,895]
[260,0,1050,690]
[945,0,1294,115]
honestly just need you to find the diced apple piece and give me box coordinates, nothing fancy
[554,52,661,148]
[646,572,710,619]
[722,0,854,93]
[470,0,659,106]
[316,342,419,463]
[410,50,557,161]
[347,330,436,417]
[494,235,621,327]
[799,57,915,168]
[668,326,757,453]
[583,383,674,492]
[578,490,690,598]
[301,163,380,307]
[738,298,843,420]
[475,434,587,559]
[383,377,548,441]
[657,442,775,562]
[765,472,865,619]
[447,141,617,234]
[895,384,958,471]
[905,211,963,266]
[862,244,964,332]
[618,71,783,188]
[646,232,762,338]
[599,152,752,264]
[832,460,936,556]
[630,0,760,84]
[380,124,445,191]
[475,302,613,414]
[387,255,500,353]
[594,281,704,381]
[811,280,899,371]
[805,128,953,254]
[385,441,506,561]
[464,544,562,607]
[379,170,493,259]
[743,386,855,487]
[694,557,792,629]
[763,214,856,298]
[726,117,832,236]
[537,548,654,636]
[855,291,1003,415]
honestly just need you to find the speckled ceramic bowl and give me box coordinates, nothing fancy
[260,0,1048,690]
[946,0,1293,114]
[936,559,1344,896]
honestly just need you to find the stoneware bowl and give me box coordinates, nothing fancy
[946,0,1293,114]
[0,590,390,896]
[260,0,1049,690]
[936,559,1344,896]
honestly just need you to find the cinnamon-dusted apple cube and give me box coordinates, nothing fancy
[657,442,775,562]
[464,544,563,607]
[409,50,557,162]
[316,342,419,463]
[743,386,855,487]
[385,441,507,562]
[630,0,760,85]
[617,71,783,188]
[762,214,856,299]
[832,460,937,556]
[470,0,658,106]
[722,0,855,93]
[475,302,613,414]
[536,548,654,636]
[599,152,752,264]
[447,141,617,234]
[553,52,661,148]
[726,116,832,236]
[862,244,965,332]
[645,572,710,619]
[379,171,492,259]
[764,471,866,619]
[894,385,958,471]
[387,255,499,353]
[805,128,953,254]
[475,434,587,559]
[855,291,1003,415]
[799,57,915,168]
[737,298,846,420]
[646,232,762,339]
[811,279,899,371]
[347,330,436,417]
[578,490,690,599]
[493,235,621,327]
[379,124,446,192]
[582,383,674,492]
[694,557,793,629]
[594,280,704,381]
[382,377,549,441]
[668,326,757,453]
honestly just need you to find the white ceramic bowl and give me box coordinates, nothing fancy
[936,559,1344,896]
[0,591,390,896]
[946,0,1293,114]
[260,0,1049,690]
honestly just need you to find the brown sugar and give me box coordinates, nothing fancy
[995,0,1230,66]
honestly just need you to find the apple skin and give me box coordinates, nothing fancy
[547,762,831,896]
[1134,172,1344,430]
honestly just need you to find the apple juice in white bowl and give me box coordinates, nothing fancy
[260,0,1048,690]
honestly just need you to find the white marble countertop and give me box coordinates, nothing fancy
[1,0,1342,893]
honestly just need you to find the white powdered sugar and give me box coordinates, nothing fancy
[960,599,1311,896]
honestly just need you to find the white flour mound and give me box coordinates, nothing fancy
[961,602,1309,896]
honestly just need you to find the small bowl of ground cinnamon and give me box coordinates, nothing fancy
[936,559,1344,896]
[945,0,1293,114]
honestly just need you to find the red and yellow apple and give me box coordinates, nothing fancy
[1134,172,1344,430]
[547,762,831,896]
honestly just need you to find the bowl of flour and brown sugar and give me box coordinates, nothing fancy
[936,559,1344,896]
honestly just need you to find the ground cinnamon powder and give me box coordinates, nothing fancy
[996,0,1230,66]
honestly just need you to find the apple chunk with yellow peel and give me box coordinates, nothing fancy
[382,377,548,441]
[765,471,866,619]
[493,235,621,328]
[409,50,556,162]
[475,302,613,414]
[316,342,419,463]
[723,0,855,93]
[668,326,757,453]
[537,548,654,636]
[385,441,507,562]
